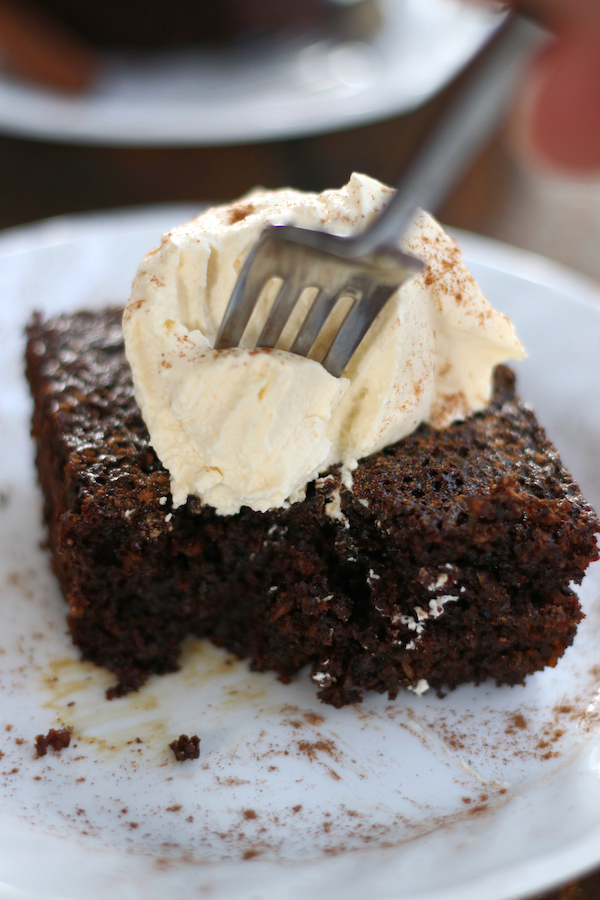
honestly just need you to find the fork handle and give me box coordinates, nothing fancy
[352,13,545,256]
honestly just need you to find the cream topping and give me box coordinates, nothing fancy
[123,173,525,515]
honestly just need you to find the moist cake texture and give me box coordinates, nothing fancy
[26,309,600,706]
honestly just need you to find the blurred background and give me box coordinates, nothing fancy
[0,0,598,282]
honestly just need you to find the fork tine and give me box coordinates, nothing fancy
[214,242,271,349]
[290,282,362,358]
[214,229,285,350]
[256,275,305,349]
[321,284,397,378]
[289,289,337,358]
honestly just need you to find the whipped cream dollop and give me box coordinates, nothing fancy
[123,173,525,515]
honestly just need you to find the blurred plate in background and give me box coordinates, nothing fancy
[0,0,502,146]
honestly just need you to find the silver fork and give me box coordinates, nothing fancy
[215,14,541,378]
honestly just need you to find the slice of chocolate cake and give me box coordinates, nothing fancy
[26,309,600,706]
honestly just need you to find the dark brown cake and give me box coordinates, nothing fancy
[25,0,339,50]
[26,309,600,706]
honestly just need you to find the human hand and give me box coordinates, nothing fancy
[512,0,600,173]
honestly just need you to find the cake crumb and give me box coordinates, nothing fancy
[35,727,71,757]
[169,734,200,761]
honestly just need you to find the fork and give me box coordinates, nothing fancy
[215,14,541,378]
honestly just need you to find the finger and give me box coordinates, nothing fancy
[512,0,600,34]
[512,32,600,173]
[0,0,98,92]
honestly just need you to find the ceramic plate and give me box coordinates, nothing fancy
[0,0,502,146]
[1,207,600,900]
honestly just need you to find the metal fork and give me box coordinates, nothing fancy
[215,14,541,378]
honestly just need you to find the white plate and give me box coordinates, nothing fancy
[0,0,502,146]
[1,207,600,900]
